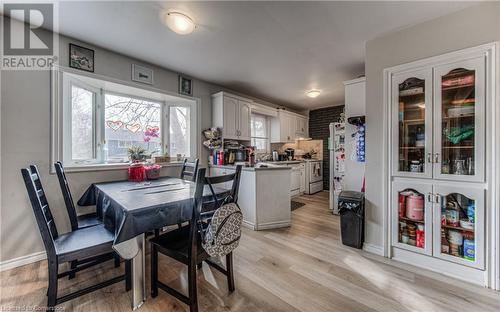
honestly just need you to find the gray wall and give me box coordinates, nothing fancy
[364,2,500,248]
[0,31,285,263]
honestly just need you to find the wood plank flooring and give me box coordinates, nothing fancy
[2,191,500,311]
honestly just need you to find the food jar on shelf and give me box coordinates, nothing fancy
[463,233,475,261]
[416,224,425,248]
[406,193,424,221]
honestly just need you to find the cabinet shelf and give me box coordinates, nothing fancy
[442,114,474,120]
[442,224,474,233]
[442,83,474,91]
[399,216,425,224]
[442,146,474,149]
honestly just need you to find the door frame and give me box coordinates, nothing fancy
[382,42,498,289]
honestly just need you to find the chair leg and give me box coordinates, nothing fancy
[114,254,120,268]
[188,261,198,312]
[125,260,132,292]
[47,259,58,308]
[68,260,77,279]
[197,262,203,269]
[151,245,158,298]
[226,252,235,292]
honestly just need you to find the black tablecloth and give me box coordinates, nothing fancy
[78,177,228,245]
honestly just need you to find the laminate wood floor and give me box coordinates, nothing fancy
[2,191,500,311]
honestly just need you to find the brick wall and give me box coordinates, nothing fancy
[309,105,345,190]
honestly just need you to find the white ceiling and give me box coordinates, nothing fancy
[57,1,474,110]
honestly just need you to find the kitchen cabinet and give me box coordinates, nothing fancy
[212,92,252,141]
[271,111,308,143]
[387,44,496,286]
[391,56,486,181]
[289,163,305,197]
[392,180,485,270]
[296,116,308,137]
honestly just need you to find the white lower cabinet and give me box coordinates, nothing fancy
[392,180,485,270]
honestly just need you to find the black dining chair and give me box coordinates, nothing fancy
[154,158,200,237]
[180,158,200,182]
[54,161,101,230]
[54,162,120,279]
[21,165,131,309]
[150,166,242,312]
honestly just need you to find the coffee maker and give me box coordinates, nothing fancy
[285,148,295,161]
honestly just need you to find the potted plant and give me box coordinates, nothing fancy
[128,146,147,162]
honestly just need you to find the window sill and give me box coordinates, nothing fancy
[56,161,184,173]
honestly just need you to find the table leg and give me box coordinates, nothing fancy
[131,234,146,310]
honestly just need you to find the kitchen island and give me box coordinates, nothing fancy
[209,164,291,230]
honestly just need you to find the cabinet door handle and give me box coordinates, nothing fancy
[427,153,432,163]
[435,194,441,205]
[434,153,440,163]
[427,193,433,203]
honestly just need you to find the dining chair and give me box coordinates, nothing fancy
[21,165,131,309]
[54,162,120,279]
[154,158,200,237]
[150,166,242,312]
[180,158,200,182]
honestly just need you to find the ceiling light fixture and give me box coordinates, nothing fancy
[164,11,196,35]
[306,90,321,98]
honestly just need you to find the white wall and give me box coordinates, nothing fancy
[0,29,287,264]
[343,78,365,193]
[364,2,500,249]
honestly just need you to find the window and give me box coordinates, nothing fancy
[251,113,270,153]
[55,70,198,169]
[104,93,162,162]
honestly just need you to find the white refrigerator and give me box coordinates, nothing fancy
[329,122,345,214]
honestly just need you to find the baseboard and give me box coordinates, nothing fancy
[242,220,256,230]
[362,243,384,256]
[0,251,46,272]
[255,220,291,230]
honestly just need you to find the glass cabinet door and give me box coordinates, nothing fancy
[392,69,433,178]
[391,181,432,256]
[433,57,485,182]
[433,185,484,269]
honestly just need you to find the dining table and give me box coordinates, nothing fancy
[77,176,229,310]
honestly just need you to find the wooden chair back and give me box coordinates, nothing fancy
[21,165,58,257]
[54,162,79,231]
[180,159,199,182]
[204,165,242,209]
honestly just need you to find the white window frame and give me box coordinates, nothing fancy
[51,66,199,172]
[251,113,271,153]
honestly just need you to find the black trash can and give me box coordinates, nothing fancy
[338,191,365,249]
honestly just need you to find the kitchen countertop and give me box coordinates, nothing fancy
[209,164,291,171]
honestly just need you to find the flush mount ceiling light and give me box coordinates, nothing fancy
[164,11,196,35]
[306,90,321,98]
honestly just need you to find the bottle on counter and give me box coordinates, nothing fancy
[218,150,224,165]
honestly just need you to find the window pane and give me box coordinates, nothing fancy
[169,106,190,158]
[105,94,162,161]
[252,138,268,152]
[71,85,94,160]
[251,114,267,138]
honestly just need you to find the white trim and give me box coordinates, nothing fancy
[362,243,384,256]
[383,42,498,288]
[0,251,46,272]
[343,76,366,86]
[392,247,485,286]
[255,220,292,230]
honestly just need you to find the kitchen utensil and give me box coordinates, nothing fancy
[272,150,279,161]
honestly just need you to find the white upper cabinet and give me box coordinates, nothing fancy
[433,57,485,182]
[212,92,253,140]
[238,99,251,140]
[391,55,486,182]
[391,68,433,179]
[271,111,308,143]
